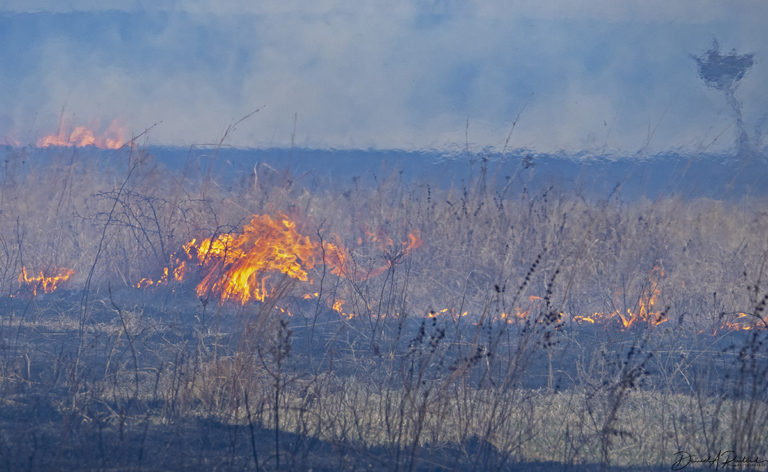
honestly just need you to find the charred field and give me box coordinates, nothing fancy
[1,144,768,471]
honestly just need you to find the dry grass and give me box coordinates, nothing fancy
[0,144,767,470]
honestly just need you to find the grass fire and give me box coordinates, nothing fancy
[17,266,75,296]
[1,4,766,469]
[1,141,767,471]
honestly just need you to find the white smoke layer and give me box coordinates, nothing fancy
[0,1,766,154]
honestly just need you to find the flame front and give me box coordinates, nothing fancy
[495,267,668,330]
[18,267,75,296]
[37,120,126,149]
[133,219,759,334]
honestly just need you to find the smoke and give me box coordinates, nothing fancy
[0,2,766,153]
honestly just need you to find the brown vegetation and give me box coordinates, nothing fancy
[0,144,766,470]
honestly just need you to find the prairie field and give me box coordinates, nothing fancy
[1,145,767,471]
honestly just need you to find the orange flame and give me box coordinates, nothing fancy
[139,214,360,305]
[136,237,763,334]
[37,120,126,149]
[331,299,345,313]
[402,232,423,253]
[137,214,427,309]
[720,313,760,332]
[357,229,423,280]
[18,267,75,295]
[363,226,422,256]
[488,267,670,329]
[188,215,322,303]
[136,215,426,317]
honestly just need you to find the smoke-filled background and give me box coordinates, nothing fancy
[5,3,768,471]
[1,0,766,154]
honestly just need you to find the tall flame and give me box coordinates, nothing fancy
[139,214,356,304]
[191,216,325,303]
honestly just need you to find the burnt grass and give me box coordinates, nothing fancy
[0,287,764,471]
[1,147,768,470]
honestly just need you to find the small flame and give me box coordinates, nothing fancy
[18,267,75,295]
[332,299,345,313]
[427,308,448,318]
[720,312,760,332]
[402,232,423,253]
[357,229,423,280]
[363,226,422,256]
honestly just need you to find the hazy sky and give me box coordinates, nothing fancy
[1,1,766,154]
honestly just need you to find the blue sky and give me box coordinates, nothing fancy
[1,1,766,154]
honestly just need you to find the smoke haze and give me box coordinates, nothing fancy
[1,1,766,154]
